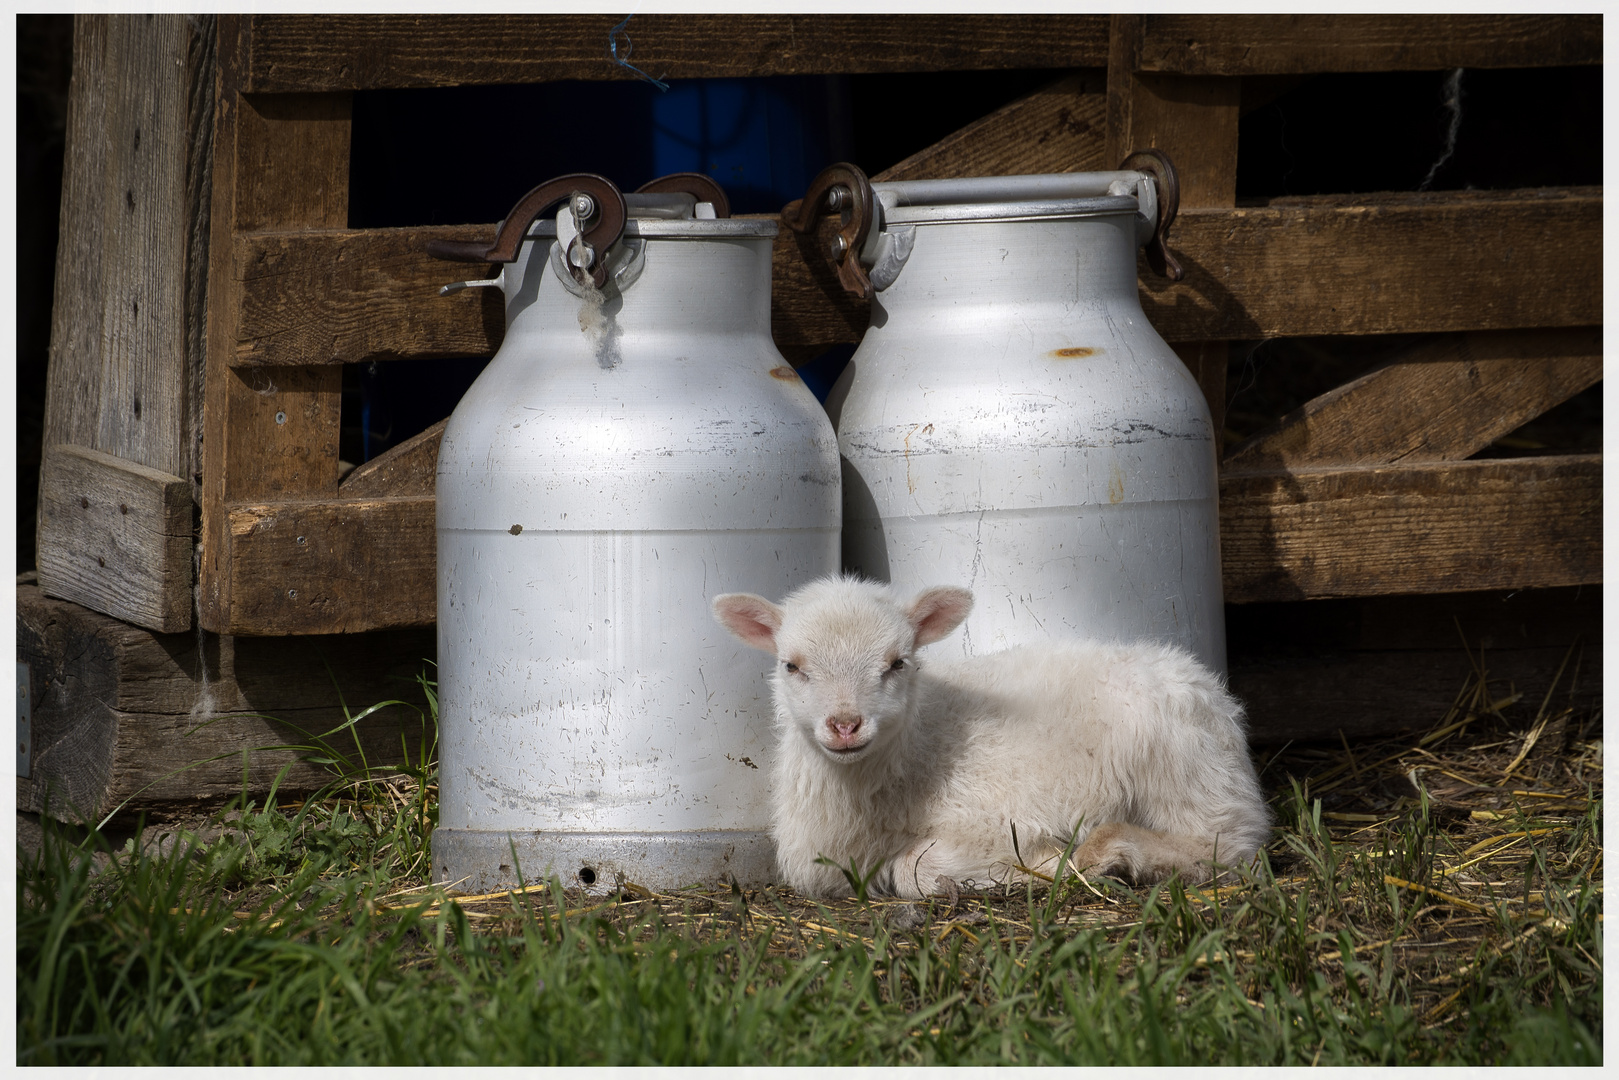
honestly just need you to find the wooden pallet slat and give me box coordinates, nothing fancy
[1225,327,1604,470]
[225,186,1603,367]
[36,445,194,633]
[1136,14,1602,76]
[1144,188,1602,341]
[1220,453,1602,603]
[222,497,436,635]
[236,14,1112,92]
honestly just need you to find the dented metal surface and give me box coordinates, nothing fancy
[435,195,840,891]
[831,181,1225,672]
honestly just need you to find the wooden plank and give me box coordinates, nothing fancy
[236,14,1110,92]
[339,417,446,499]
[1225,327,1604,471]
[874,70,1108,182]
[36,445,193,633]
[1220,454,1602,603]
[1107,16,1241,440]
[16,582,434,823]
[1146,187,1602,342]
[1136,14,1601,76]
[220,497,436,635]
[226,187,1604,364]
[39,16,213,624]
[1106,16,1241,208]
[233,224,501,366]
[199,13,353,633]
[44,15,190,477]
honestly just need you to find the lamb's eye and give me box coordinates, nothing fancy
[888,657,906,672]
[783,662,800,674]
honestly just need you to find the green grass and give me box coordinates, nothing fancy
[15,676,1603,1066]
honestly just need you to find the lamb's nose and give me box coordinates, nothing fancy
[826,714,863,740]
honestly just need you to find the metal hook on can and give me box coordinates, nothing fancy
[1118,148,1184,282]
[781,162,878,301]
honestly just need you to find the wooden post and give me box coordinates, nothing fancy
[198,14,352,633]
[1107,14,1240,455]
[36,15,215,633]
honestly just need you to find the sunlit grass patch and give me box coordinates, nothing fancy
[16,663,1602,1066]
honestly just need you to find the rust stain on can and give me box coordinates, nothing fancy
[509,524,523,535]
[769,366,799,381]
[1108,463,1126,504]
[1051,347,1098,359]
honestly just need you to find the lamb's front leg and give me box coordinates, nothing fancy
[887,837,1008,898]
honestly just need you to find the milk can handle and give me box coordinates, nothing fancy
[1118,148,1184,282]
[425,173,627,288]
[781,162,878,301]
[635,173,732,218]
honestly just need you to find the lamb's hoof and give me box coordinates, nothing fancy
[933,874,962,910]
[886,903,926,931]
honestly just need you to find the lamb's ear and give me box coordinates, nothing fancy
[907,586,974,646]
[711,593,785,653]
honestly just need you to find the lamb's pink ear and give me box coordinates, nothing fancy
[711,593,785,653]
[907,586,974,646]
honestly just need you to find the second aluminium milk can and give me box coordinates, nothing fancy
[431,174,840,892]
[787,155,1225,672]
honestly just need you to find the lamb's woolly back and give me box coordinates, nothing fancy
[711,575,1272,898]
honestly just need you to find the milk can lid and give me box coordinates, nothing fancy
[874,173,1144,224]
[524,192,778,239]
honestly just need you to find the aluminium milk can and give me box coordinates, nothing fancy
[785,154,1225,672]
[431,174,840,893]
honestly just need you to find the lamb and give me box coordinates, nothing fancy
[711,576,1272,899]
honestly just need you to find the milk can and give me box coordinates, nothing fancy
[431,173,841,893]
[785,154,1225,672]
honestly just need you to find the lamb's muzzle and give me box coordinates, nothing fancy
[712,575,1272,899]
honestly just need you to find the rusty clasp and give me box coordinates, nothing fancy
[635,172,732,218]
[426,173,628,288]
[782,162,878,301]
[1118,148,1183,281]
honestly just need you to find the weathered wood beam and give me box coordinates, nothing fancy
[225,186,1603,366]
[1224,327,1604,471]
[1136,14,1601,76]
[218,497,435,636]
[1220,454,1602,603]
[36,445,194,633]
[38,15,215,631]
[874,70,1108,182]
[200,14,353,634]
[1145,188,1601,342]
[16,583,433,823]
[1107,14,1239,448]
[235,15,1111,92]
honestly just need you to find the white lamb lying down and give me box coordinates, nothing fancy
[712,576,1272,899]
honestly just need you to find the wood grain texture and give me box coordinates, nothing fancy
[226,187,1602,365]
[1220,454,1602,603]
[339,418,446,498]
[36,445,194,633]
[45,15,191,479]
[16,583,433,821]
[1144,188,1602,342]
[1225,327,1604,471]
[199,16,354,632]
[236,14,1111,92]
[41,14,211,621]
[232,225,503,366]
[1135,14,1601,76]
[221,497,436,635]
[874,70,1108,182]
